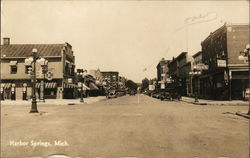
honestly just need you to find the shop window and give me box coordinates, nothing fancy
[10,66,17,74]
[216,82,222,88]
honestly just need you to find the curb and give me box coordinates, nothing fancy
[235,112,250,119]
[180,99,207,105]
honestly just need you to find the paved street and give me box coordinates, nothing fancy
[1,94,249,158]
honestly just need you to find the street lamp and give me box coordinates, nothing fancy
[77,69,86,102]
[37,57,48,102]
[239,44,250,115]
[189,71,201,103]
[25,48,39,113]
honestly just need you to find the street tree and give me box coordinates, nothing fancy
[141,78,149,92]
[125,80,138,91]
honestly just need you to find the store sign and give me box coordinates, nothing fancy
[161,83,165,89]
[245,88,250,98]
[68,78,73,84]
[166,78,172,83]
[47,71,53,80]
[193,64,208,70]
[189,71,201,75]
[217,60,226,67]
[149,85,155,91]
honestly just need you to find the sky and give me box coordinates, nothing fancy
[1,0,249,82]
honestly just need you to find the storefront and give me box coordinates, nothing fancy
[63,83,77,99]
[231,71,249,100]
[199,70,249,100]
[0,83,15,100]
[36,82,58,99]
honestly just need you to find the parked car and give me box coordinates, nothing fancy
[129,90,136,96]
[159,91,173,101]
[152,92,161,99]
[106,89,117,99]
[159,88,181,101]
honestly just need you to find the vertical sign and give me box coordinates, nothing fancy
[40,81,44,100]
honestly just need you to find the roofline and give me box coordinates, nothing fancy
[192,51,202,58]
[176,52,188,60]
[101,71,119,73]
[201,24,226,45]
[0,43,66,46]
[0,56,62,59]
[225,22,250,26]
[201,23,250,45]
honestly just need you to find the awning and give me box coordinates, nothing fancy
[9,61,17,66]
[82,83,90,90]
[89,82,99,90]
[46,82,57,88]
[35,82,57,89]
[63,83,77,88]
[0,83,12,88]
[35,83,41,89]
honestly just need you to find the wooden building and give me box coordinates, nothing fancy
[0,38,76,100]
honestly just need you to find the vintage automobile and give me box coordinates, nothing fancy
[116,89,126,97]
[106,89,117,99]
[159,88,181,101]
[129,90,137,96]
[159,91,173,101]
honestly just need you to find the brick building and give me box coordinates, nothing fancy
[200,23,249,100]
[168,52,192,96]
[101,71,119,88]
[0,38,76,100]
[156,58,170,90]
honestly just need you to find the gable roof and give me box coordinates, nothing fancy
[0,44,65,58]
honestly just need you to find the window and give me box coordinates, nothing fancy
[25,66,32,74]
[65,63,71,75]
[10,66,17,74]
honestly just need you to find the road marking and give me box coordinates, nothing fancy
[137,94,140,104]
[121,113,143,116]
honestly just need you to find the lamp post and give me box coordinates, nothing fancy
[25,48,39,113]
[37,58,48,102]
[77,69,85,102]
[239,44,250,115]
[189,71,201,103]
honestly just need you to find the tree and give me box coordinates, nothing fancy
[141,78,149,92]
[125,80,138,91]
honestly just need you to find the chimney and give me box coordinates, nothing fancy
[3,38,10,45]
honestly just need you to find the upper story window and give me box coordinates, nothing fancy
[9,61,17,74]
[25,65,32,74]
[10,66,17,74]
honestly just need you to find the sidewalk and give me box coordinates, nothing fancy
[181,96,249,106]
[0,96,106,106]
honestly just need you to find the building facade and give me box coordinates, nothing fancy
[156,58,170,90]
[191,51,203,97]
[0,39,76,100]
[200,23,249,100]
[168,52,192,96]
[101,71,119,88]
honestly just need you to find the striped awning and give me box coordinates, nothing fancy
[35,82,57,89]
[89,82,99,90]
[0,83,12,88]
[63,83,77,88]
